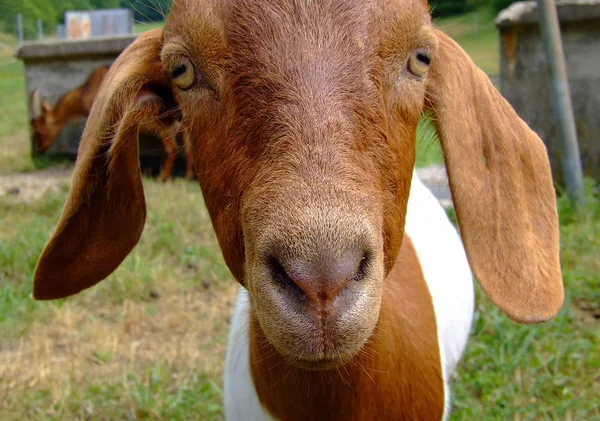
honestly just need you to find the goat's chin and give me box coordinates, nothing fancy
[288,353,357,371]
[253,298,380,372]
[247,264,384,372]
[263,332,369,371]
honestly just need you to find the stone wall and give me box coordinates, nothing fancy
[497,1,600,184]
[16,36,168,166]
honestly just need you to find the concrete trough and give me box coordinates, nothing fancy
[16,35,186,177]
[497,1,600,184]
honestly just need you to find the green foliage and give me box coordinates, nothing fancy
[120,0,172,22]
[431,0,520,19]
[491,0,519,13]
[0,0,169,40]
[91,0,120,9]
[429,0,474,18]
[416,115,444,168]
[0,0,55,39]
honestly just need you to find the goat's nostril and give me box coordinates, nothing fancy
[350,252,370,283]
[266,246,373,307]
[268,256,306,299]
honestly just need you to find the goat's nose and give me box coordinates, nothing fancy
[267,246,369,307]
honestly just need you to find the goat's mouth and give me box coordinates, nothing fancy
[32,147,46,156]
[250,272,383,371]
[259,311,378,371]
[289,353,356,371]
[31,138,48,156]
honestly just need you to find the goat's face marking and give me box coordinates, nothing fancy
[162,0,434,367]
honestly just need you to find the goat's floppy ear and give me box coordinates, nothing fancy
[33,29,174,300]
[425,30,564,323]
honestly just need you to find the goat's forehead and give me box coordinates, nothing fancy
[167,0,430,48]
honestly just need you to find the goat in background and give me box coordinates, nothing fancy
[29,65,194,181]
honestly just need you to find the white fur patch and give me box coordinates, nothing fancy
[405,173,475,419]
[223,289,275,421]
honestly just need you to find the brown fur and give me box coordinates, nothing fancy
[29,65,194,181]
[425,30,563,323]
[32,1,563,419]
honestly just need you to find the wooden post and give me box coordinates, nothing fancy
[17,13,24,42]
[537,0,585,206]
[37,19,44,40]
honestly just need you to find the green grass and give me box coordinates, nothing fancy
[0,39,34,173]
[0,32,23,139]
[416,116,444,168]
[134,21,165,34]
[6,364,223,421]
[450,184,600,420]
[436,9,500,75]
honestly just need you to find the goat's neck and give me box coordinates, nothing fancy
[249,235,445,421]
[48,87,89,129]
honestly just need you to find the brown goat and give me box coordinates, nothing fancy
[29,65,194,181]
[32,1,564,419]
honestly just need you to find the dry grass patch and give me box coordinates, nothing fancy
[0,283,237,420]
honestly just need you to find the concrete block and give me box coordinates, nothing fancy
[497,1,600,183]
[15,35,170,170]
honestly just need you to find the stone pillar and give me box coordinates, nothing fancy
[497,1,600,184]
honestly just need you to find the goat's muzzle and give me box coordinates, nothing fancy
[243,183,385,369]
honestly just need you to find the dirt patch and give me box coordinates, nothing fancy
[574,299,600,324]
[0,167,71,203]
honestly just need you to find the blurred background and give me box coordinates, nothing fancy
[0,1,168,40]
[0,1,598,420]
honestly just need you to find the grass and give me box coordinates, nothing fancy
[1,11,598,421]
[0,179,235,420]
[451,185,600,420]
[134,21,165,34]
[435,9,500,75]
[0,33,34,174]
[416,116,444,168]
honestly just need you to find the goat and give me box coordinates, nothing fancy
[29,65,194,181]
[31,1,564,419]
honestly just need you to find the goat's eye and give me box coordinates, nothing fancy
[407,50,431,78]
[171,58,195,90]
